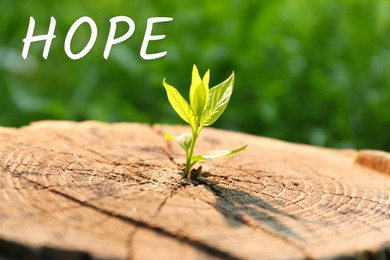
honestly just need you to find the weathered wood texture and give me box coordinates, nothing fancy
[0,121,390,260]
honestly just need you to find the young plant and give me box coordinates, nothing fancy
[162,65,247,179]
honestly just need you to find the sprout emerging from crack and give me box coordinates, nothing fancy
[162,65,247,179]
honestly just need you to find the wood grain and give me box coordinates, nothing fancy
[0,121,390,259]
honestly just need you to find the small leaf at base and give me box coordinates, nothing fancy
[165,132,192,152]
[191,144,247,166]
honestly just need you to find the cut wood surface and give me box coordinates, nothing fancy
[0,121,390,260]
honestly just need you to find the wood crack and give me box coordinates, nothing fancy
[126,226,140,260]
[159,147,178,167]
[23,178,240,260]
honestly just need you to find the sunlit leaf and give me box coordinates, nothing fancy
[190,65,209,118]
[203,72,235,126]
[163,79,195,127]
[202,69,210,89]
[201,149,232,159]
[191,144,247,165]
[164,132,175,141]
[192,82,208,117]
[189,65,202,106]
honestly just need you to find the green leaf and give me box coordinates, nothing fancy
[203,72,235,126]
[189,65,209,118]
[190,155,205,167]
[165,132,192,152]
[189,65,202,106]
[164,132,175,141]
[163,79,195,127]
[191,144,247,165]
[192,82,208,117]
[200,149,232,159]
[202,69,210,89]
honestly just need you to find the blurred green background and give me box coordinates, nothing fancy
[1,0,389,151]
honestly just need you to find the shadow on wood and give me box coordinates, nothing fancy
[200,178,303,239]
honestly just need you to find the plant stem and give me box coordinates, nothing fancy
[184,128,198,178]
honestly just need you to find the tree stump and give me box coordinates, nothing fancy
[0,121,390,260]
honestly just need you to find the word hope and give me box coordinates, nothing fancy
[22,16,173,60]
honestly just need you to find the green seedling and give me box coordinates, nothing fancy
[163,65,247,179]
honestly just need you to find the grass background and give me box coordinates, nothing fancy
[1,0,389,151]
